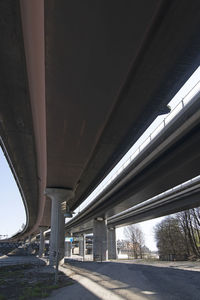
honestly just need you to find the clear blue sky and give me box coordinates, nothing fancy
[0,66,199,248]
[0,148,26,238]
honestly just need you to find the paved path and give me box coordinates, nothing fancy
[0,255,46,267]
[45,260,200,300]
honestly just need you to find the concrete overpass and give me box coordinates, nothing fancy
[66,176,200,234]
[64,176,200,261]
[33,170,200,261]
[107,176,200,228]
[65,96,200,260]
[1,1,200,263]
[65,95,200,229]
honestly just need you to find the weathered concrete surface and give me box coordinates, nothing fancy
[93,219,108,261]
[65,242,72,258]
[107,228,117,259]
[45,188,74,265]
[45,260,200,300]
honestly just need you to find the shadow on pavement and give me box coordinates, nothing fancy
[63,260,200,300]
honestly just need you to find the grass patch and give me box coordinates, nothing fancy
[0,264,74,299]
[19,286,50,299]
[19,279,74,299]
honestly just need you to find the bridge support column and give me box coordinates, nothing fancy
[39,226,47,257]
[28,235,33,254]
[28,235,32,244]
[65,241,72,257]
[79,234,85,260]
[107,228,117,259]
[65,232,73,257]
[45,188,74,266]
[93,219,108,261]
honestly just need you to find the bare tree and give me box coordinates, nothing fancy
[124,225,145,258]
[176,209,200,258]
[155,208,200,261]
[154,217,188,260]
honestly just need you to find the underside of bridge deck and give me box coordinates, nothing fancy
[1,0,200,239]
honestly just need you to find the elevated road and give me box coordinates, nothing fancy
[66,96,200,233]
[1,1,200,240]
[66,176,200,235]
[107,177,200,228]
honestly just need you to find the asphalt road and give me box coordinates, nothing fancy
[46,260,200,300]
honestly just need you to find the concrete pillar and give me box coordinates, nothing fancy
[65,242,72,257]
[65,232,73,257]
[108,228,117,259]
[28,235,31,243]
[28,235,32,254]
[45,188,74,266]
[93,219,108,261]
[79,234,85,260]
[39,226,47,257]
